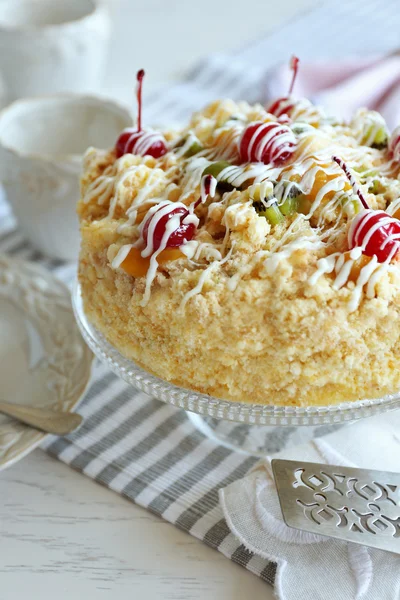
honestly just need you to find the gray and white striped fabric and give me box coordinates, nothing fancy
[2,0,399,587]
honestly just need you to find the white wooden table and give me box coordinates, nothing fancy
[0,0,317,597]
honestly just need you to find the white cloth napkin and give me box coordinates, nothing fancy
[264,54,400,130]
[220,411,400,600]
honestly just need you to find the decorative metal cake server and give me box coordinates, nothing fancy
[0,401,83,435]
[271,459,400,554]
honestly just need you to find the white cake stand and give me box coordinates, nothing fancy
[73,282,400,457]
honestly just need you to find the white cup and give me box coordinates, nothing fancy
[0,94,132,260]
[0,0,110,102]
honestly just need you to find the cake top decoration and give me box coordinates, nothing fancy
[79,64,400,314]
[115,69,168,159]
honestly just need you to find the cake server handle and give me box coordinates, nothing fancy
[0,401,83,435]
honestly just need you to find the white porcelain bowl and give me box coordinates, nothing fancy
[0,0,110,103]
[0,94,132,260]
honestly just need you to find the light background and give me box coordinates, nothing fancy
[102,0,319,104]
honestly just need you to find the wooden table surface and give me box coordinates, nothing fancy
[0,0,317,597]
[1,450,274,599]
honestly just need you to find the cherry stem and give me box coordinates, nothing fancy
[288,55,299,96]
[136,69,145,132]
[332,155,369,210]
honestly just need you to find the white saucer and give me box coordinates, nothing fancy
[0,255,93,470]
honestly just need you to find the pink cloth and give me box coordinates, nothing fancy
[264,54,400,130]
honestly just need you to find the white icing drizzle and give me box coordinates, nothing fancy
[180,246,233,309]
[349,256,381,312]
[265,237,324,275]
[310,247,392,312]
[180,262,218,310]
[112,244,133,269]
[306,177,346,219]
[308,254,337,286]
[179,240,199,259]
[83,174,114,205]
[274,180,300,205]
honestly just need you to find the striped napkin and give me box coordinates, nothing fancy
[2,0,400,588]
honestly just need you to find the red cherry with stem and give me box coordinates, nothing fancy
[333,155,400,262]
[142,203,196,253]
[288,55,299,95]
[136,68,144,131]
[141,175,216,255]
[267,55,299,118]
[348,210,400,262]
[115,69,168,159]
[239,121,296,165]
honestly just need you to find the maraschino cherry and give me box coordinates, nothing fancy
[115,70,168,159]
[140,175,216,256]
[267,55,299,119]
[333,155,400,263]
[239,121,296,165]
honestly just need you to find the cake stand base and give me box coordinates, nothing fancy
[186,412,344,457]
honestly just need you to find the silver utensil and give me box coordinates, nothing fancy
[0,401,83,435]
[272,459,400,554]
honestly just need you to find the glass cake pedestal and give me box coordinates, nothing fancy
[73,283,400,457]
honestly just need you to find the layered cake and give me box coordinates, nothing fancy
[78,63,400,406]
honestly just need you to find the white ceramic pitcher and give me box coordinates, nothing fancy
[0,0,110,104]
[0,94,132,260]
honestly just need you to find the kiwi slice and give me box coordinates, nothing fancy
[368,178,387,195]
[370,126,389,150]
[274,180,304,216]
[259,202,285,225]
[174,134,203,158]
[202,161,233,189]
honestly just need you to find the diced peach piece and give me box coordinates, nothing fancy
[391,207,400,221]
[341,251,373,283]
[307,164,351,202]
[120,247,184,278]
[158,248,184,263]
[121,247,150,277]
